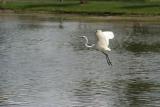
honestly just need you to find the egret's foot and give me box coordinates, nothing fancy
[106,57,112,66]
[108,60,112,66]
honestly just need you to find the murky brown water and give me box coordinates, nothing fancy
[0,14,160,107]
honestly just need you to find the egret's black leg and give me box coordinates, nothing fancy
[106,55,112,66]
[104,53,110,65]
[102,52,112,66]
[105,54,112,66]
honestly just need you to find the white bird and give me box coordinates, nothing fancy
[80,30,114,66]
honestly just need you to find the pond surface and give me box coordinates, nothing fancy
[0,14,160,107]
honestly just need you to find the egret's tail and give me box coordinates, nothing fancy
[106,47,111,51]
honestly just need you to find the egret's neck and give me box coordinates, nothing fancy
[82,36,95,48]
[83,36,89,44]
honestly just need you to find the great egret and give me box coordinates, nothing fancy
[80,30,114,66]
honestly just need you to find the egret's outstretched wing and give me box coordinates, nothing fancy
[102,31,114,40]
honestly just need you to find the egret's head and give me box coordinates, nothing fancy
[80,36,85,38]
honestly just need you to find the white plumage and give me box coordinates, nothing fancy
[103,31,114,39]
[80,30,114,66]
[96,30,114,52]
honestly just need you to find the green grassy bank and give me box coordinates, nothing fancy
[0,0,160,16]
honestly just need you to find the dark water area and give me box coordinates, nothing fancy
[0,14,160,107]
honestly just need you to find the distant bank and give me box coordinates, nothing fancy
[0,1,160,16]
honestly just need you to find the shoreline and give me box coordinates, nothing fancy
[0,10,160,22]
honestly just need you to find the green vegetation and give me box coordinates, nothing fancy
[0,0,160,15]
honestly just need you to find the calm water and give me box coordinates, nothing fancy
[0,14,160,107]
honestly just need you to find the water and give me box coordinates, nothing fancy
[0,14,160,107]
